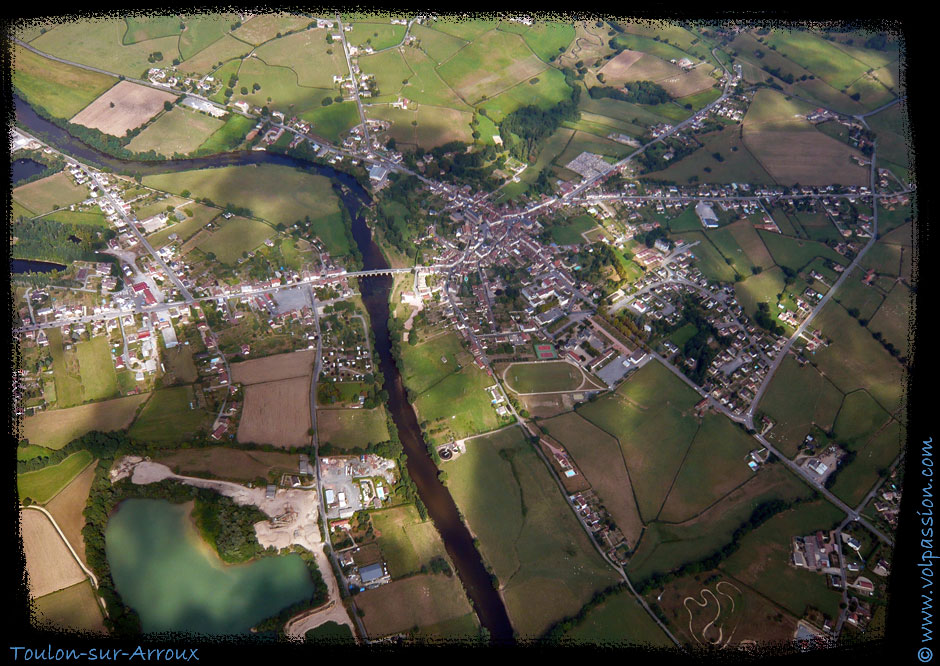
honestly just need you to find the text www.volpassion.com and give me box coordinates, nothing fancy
[920,437,935,662]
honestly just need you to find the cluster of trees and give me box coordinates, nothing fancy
[497,69,581,161]
[588,80,671,106]
[12,150,66,186]
[635,137,699,173]
[677,294,722,385]
[754,301,787,336]
[191,489,270,563]
[373,174,426,255]
[637,499,799,594]
[541,583,627,641]
[12,216,115,265]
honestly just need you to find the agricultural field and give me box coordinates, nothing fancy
[813,301,906,416]
[126,106,225,156]
[547,214,599,245]
[13,43,117,119]
[143,165,348,254]
[445,427,620,638]
[598,50,716,98]
[195,114,255,154]
[148,204,220,247]
[238,377,312,449]
[833,390,893,450]
[647,127,775,185]
[194,216,275,264]
[720,500,846,621]
[231,349,315,384]
[231,13,310,46]
[45,463,98,567]
[154,447,302,482]
[658,414,762,523]
[503,361,586,394]
[742,128,870,186]
[867,282,912,357]
[412,364,500,444]
[12,172,89,216]
[128,386,211,445]
[563,587,673,646]
[178,13,241,60]
[178,33,253,76]
[758,358,845,457]
[33,580,106,634]
[300,101,361,143]
[539,412,644,548]
[356,573,475,639]
[316,408,390,449]
[123,15,183,43]
[253,28,347,88]
[398,331,467,394]
[44,330,120,409]
[576,360,701,522]
[370,504,448,579]
[70,80,177,137]
[18,451,95,505]
[758,231,848,272]
[437,29,547,105]
[21,393,150,451]
[21,509,88,599]
[30,18,183,78]
[346,21,407,51]
[829,421,904,507]
[230,56,333,116]
[627,463,813,584]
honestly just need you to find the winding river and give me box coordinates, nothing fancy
[15,96,515,642]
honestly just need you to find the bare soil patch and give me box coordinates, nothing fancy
[70,80,177,136]
[20,509,86,598]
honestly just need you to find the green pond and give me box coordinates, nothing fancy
[105,498,315,635]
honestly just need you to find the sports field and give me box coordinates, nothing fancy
[13,43,117,119]
[21,393,150,451]
[446,427,620,638]
[316,408,390,449]
[70,80,177,137]
[504,361,584,393]
[126,106,225,156]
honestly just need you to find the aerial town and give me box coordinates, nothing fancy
[11,12,914,655]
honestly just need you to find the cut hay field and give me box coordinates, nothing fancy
[45,463,98,567]
[34,580,106,634]
[20,393,150,451]
[12,171,89,216]
[504,361,584,393]
[13,43,117,119]
[238,377,312,449]
[540,412,644,548]
[128,386,211,445]
[575,360,702,522]
[742,128,870,186]
[231,349,315,384]
[437,29,547,104]
[757,357,844,457]
[21,509,89,599]
[154,446,301,482]
[195,216,274,264]
[18,451,95,505]
[70,81,177,137]
[563,586,673,646]
[599,50,716,98]
[356,574,474,638]
[370,504,448,579]
[126,106,225,156]
[445,427,620,638]
[317,408,390,449]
